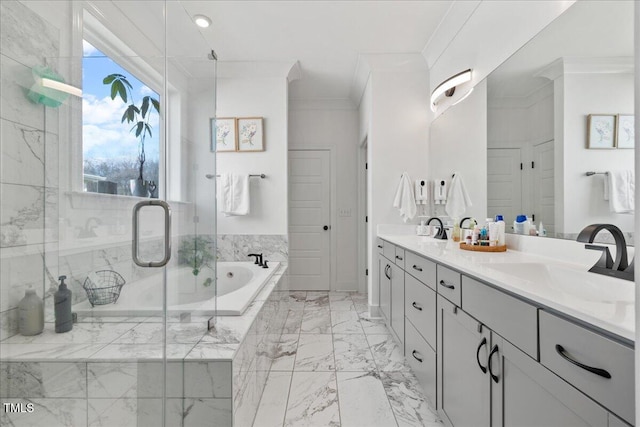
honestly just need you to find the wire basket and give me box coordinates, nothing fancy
[83,270,126,307]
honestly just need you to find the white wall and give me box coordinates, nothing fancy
[427,0,575,119]
[559,72,634,235]
[289,100,359,291]
[429,80,487,222]
[193,77,289,236]
[362,60,431,307]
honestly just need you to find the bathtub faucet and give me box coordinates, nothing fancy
[248,253,264,267]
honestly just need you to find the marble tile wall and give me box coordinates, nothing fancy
[0,0,61,340]
[217,234,288,264]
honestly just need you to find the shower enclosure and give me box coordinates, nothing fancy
[1,1,221,425]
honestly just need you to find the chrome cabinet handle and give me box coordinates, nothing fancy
[396,255,403,261]
[412,302,423,311]
[488,344,499,383]
[555,345,611,379]
[439,280,455,290]
[384,264,392,280]
[132,200,172,268]
[377,244,383,249]
[412,265,423,272]
[476,337,487,374]
[412,350,423,363]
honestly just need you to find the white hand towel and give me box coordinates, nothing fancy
[393,173,417,222]
[445,173,473,218]
[414,179,428,205]
[218,173,250,216]
[606,170,634,214]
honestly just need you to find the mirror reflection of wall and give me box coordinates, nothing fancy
[486,0,634,244]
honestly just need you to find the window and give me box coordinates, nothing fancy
[82,40,160,196]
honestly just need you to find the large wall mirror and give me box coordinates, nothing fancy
[486,0,634,244]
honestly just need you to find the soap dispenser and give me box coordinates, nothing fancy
[18,287,44,336]
[54,275,73,333]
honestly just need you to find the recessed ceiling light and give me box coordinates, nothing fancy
[193,14,211,28]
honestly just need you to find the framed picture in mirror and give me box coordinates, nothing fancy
[587,114,616,149]
[212,117,237,152]
[615,114,635,149]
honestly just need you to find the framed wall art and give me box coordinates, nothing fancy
[212,117,237,152]
[237,117,264,152]
[615,114,634,149]
[587,114,616,149]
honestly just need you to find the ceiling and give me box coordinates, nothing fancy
[487,0,634,100]
[175,1,453,101]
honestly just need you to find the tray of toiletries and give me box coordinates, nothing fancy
[459,243,507,252]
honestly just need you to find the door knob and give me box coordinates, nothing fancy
[323,225,329,231]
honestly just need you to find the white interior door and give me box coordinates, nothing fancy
[487,148,522,227]
[533,140,555,235]
[288,150,331,290]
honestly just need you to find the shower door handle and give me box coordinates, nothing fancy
[132,200,172,267]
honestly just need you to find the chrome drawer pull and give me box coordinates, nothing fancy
[439,280,455,290]
[396,255,403,261]
[412,350,423,363]
[412,265,423,272]
[377,244,383,248]
[412,302,423,311]
[555,345,611,379]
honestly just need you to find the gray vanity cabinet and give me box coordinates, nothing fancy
[437,295,491,427]
[490,335,609,427]
[389,262,405,346]
[379,254,391,321]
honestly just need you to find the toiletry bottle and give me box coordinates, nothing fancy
[54,275,73,333]
[514,215,527,234]
[472,225,480,245]
[452,219,461,242]
[495,215,506,246]
[488,222,498,247]
[18,288,44,336]
[539,222,547,237]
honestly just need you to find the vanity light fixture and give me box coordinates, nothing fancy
[193,14,212,28]
[40,78,82,97]
[430,68,472,112]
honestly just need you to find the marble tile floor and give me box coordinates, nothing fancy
[252,291,442,427]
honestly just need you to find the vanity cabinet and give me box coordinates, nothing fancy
[379,255,391,321]
[437,295,491,426]
[377,240,403,346]
[389,262,405,346]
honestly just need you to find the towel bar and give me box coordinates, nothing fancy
[205,174,266,179]
[585,172,608,176]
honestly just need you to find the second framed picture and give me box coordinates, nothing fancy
[237,117,264,152]
[213,117,237,152]
[616,114,635,149]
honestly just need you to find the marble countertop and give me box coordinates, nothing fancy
[378,234,635,343]
[0,265,287,362]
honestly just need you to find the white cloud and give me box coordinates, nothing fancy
[83,40,99,57]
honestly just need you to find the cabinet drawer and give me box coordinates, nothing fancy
[376,238,384,254]
[383,241,396,262]
[539,311,635,425]
[437,265,461,306]
[405,320,436,407]
[394,247,405,269]
[405,273,436,349]
[405,251,436,291]
[462,276,537,359]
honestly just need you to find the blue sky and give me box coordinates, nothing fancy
[82,41,159,163]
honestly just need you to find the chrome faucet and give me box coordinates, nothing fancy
[576,224,634,281]
[427,217,448,240]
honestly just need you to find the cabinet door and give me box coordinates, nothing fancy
[379,255,391,321]
[437,295,490,427]
[390,263,405,346]
[491,335,609,427]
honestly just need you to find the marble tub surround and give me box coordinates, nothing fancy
[252,291,441,427]
[217,234,288,264]
[378,233,635,342]
[0,265,289,427]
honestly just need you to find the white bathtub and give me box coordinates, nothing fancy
[72,261,279,316]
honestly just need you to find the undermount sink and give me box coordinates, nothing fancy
[483,262,634,304]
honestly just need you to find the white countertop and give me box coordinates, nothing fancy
[378,233,635,343]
